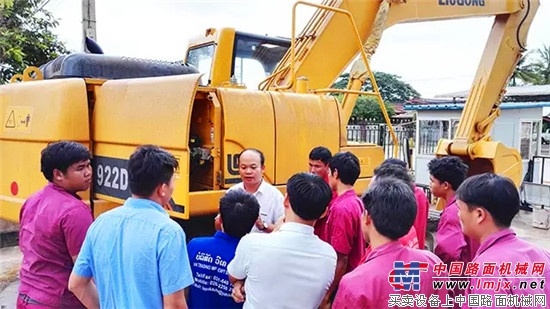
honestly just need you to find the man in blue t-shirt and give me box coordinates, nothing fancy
[69,145,194,309]
[186,189,260,309]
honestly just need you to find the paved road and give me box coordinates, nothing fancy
[0,246,21,308]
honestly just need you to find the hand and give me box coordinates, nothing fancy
[254,216,266,230]
[231,281,246,303]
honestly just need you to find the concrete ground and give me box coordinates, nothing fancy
[0,211,548,308]
[0,246,22,308]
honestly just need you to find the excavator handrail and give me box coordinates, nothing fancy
[271,0,399,157]
[272,1,363,91]
[258,63,290,91]
[311,89,377,96]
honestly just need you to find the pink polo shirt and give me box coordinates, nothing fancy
[413,186,429,250]
[18,183,93,308]
[464,228,550,308]
[325,189,366,272]
[313,190,337,242]
[434,198,480,265]
[333,241,449,308]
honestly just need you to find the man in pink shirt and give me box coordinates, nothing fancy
[457,173,550,308]
[429,156,479,265]
[320,151,366,308]
[379,158,429,249]
[18,141,94,308]
[371,164,420,248]
[333,177,449,308]
[308,146,335,241]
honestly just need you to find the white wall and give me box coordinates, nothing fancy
[413,107,543,186]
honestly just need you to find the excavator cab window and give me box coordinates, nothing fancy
[231,32,290,88]
[187,43,215,86]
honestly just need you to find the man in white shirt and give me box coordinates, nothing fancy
[226,148,284,233]
[227,172,337,309]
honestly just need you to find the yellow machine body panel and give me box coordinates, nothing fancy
[340,144,385,195]
[0,79,90,222]
[270,92,340,184]
[92,74,202,220]
[218,89,276,186]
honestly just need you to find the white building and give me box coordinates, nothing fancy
[404,101,550,186]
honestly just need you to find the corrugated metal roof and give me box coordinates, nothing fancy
[404,101,550,111]
[435,85,550,98]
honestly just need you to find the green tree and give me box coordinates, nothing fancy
[0,0,67,84]
[530,44,550,85]
[349,95,395,123]
[332,71,421,103]
[332,71,418,121]
[510,45,550,86]
[509,52,540,86]
[0,0,14,9]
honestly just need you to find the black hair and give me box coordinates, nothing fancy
[362,177,417,240]
[328,152,361,186]
[309,146,332,164]
[128,145,179,197]
[374,164,414,189]
[381,158,407,169]
[219,190,260,238]
[428,156,468,190]
[456,173,519,227]
[41,141,91,182]
[287,173,332,221]
[238,148,265,166]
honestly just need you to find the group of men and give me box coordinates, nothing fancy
[15,141,550,309]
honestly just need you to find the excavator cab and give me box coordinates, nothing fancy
[184,28,291,88]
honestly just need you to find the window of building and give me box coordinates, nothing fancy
[520,120,541,160]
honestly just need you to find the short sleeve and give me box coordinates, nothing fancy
[60,205,94,257]
[158,227,194,295]
[270,190,285,224]
[72,224,95,278]
[327,207,355,255]
[227,235,251,280]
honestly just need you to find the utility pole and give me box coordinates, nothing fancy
[82,0,97,52]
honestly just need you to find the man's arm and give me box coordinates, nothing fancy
[163,290,188,309]
[68,273,100,309]
[434,211,467,265]
[228,277,246,304]
[158,228,194,309]
[320,206,356,307]
[227,237,249,282]
[227,236,251,303]
[61,206,94,261]
[261,191,285,233]
[69,233,99,309]
[321,253,348,308]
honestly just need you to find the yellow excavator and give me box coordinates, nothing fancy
[0,0,540,235]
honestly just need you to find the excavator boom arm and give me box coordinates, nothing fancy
[263,0,539,185]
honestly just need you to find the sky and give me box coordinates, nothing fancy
[44,0,550,98]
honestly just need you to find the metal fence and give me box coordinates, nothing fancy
[347,119,416,162]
